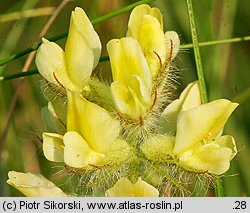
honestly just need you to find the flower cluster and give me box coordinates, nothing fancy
[7,4,238,197]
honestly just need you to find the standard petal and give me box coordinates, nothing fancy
[67,91,120,153]
[42,132,64,162]
[107,37,152,91]
[127,4,163,39]
[70,7,101,68]
[178,143,233,175]
[7,171,66,197]
[35,38,70,89]
[65,10,94,90]
[63,131,105,168]
[158,81,201,134]
[174,99,238,155]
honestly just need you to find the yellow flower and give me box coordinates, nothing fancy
[107,5,180,121]
[127,4,180,78]
[174,99,238,175]
[145,82,238,175]
[7,171,66,197]
[105,177,159,197]
[36,7,130,169]
[107,37,152,120]
[35,7,101,92]
[43,92,130,168]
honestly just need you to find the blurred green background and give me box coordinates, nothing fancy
[0,0,249,196]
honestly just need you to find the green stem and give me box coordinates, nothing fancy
[0,69,38,81]
[91,0,155,25]
[216,178,225,197]
[182,35,250,49]
[0,0,154,67]
[186,0,208,104]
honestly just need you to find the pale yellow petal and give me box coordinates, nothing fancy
[158,81,201,134]
[70,7,101,68]
[35,38,70,88]
[127,86,149,117]
[37,8,101,92]
[42,132,64,162]
[111,81,130,115]
[213,135,237,160]
[107,37,152,90]
[137,15,166,77]
[63,131,105,168]
[181,81,201,110]
[158,99,181,135]
[174,99,238,155]
[165,31,180,61]
[133,177,159,197]
[65,9,95,90]
[105,177,134,197]
[127,4,167,77]
[111,81,148,119]
[67,91,120,153]
[178,143,232,175]
[127,4,150,38]
[7,171,66,197]
[141,134,175,162]
[149,7,163,26]
[127,4,163,38]
[108,37,152,118]
[130,74,152,105]
[105,177,159,197]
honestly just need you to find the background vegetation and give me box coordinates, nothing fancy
[0,0,249,196]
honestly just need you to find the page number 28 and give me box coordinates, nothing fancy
[233,201,247,210]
